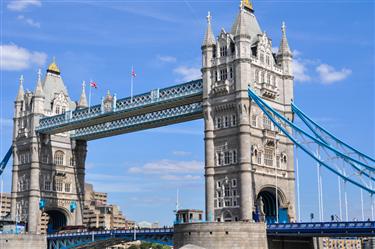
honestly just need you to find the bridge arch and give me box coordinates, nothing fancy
[42,207,71,233]
[256,186,288,224]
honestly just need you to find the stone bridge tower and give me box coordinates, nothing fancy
[202,0,295,223]
[11,61,87,234]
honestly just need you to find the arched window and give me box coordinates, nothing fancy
[255,69,259,83]
[267,73,271,84]
[55,105,60,114]
[261,71,265,83]
[257,152,262,165]
[54,151,64,165]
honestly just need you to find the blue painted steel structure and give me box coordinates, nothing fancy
[47,228,174,249]
[267,221,375,237]
[36,79,203,139]
[71,102,203,140]
[46,222,375,248]
[248,87,375,194]
[0,146,12,176]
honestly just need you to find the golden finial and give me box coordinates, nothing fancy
[242,0,254,12]
[47,56,60,74]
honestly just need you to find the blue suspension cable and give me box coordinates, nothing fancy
[248,89,375,173]
[293,109,375,181]
[292,103,375,163]
[0,146,13,176]
[248,88,375,194]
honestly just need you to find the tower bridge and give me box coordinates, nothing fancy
[1,0,374,248]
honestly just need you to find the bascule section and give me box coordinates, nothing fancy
[202,0,295,223]
[11,61,87,234]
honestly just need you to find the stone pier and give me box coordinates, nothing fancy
[174,222,268,249]
[0,234,46,249]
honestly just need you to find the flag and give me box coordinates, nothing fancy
[90,81,98,89]
[131,67,137,78]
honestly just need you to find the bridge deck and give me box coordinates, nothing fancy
[47,222,375,249]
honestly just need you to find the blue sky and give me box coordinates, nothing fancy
[0,0,374,225]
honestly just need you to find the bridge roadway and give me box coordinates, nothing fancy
[36,80,203,140]
[47,221,375,249]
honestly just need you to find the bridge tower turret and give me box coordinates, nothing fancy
[202,11,216,222]
[202,0,296,223]
[10,60,87,234]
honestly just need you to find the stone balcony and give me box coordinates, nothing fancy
[212,79,230,96]
[263,129,276,139]
[259,82,278,99]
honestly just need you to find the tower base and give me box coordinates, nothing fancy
[173,222,268,249]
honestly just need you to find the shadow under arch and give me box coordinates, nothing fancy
[256,186,288,224]
[44,207,70,233]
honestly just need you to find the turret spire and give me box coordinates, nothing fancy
[278,21,292,57]
[233,4,250,38]
[16,75,24,101]
[34,68,44,97]
[202,11,216,47]
[78,81,88,108]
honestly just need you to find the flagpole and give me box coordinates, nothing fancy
[89,80,92,113]
[131,66,134,103]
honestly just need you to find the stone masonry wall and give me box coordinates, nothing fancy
[174,222,268,249]
[0,234,46,249]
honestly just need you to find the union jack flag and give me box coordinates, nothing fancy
[90,81,98,89]
[131,67,137,78]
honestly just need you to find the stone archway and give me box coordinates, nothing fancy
[256,187,288,224]
[222,211,233,222]
[43,209,68,233]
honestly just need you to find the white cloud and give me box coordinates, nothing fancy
[129,159,203,175]
[293,49,302,57]
[316,64,352,84]
[17,15,40,28]
[293,59,311,82]
[7,0,41,11]
[157,55,177,63]
[0,44,47,71]
[0,118,13,127]
[173,150,191,157]
[174,66,201,82]
[160,174,201,181]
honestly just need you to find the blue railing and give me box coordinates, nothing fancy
[47,228,174,248]
[47,228,174,239]
[71,102,203,140]
[37,79,203,133]
[267,221,375,236]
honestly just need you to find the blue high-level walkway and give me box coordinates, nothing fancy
[36,79,203,140]
[46,221,375,249]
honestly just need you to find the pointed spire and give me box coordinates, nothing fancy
[78,81,88,108]
[233,5,250,38]
[202,11,216,47]
[16,75,25,102]
[34,68,44,97]
[278,21,292,57]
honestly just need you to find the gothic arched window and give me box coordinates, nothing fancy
[261,71,265,83]
[54,151,64,165]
